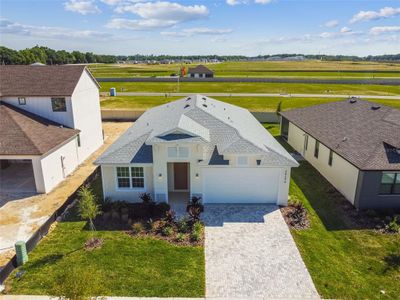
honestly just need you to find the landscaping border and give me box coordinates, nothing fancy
[0,168,101,284]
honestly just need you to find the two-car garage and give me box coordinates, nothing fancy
[201,167,287,205]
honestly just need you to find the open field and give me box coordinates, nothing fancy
[89,61,400,78]
[100,96,400,112]
[265,124,400,299]
[99,81,400,96]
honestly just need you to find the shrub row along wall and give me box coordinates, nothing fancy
[101,109,280,123]
[0,168,101,284]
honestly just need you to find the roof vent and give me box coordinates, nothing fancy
[184,104,190,109]
[202,97,206,100]
[371,105,381,110]
[342,137,348,142]
[256,159,261,166]
[349,98,357,104]
[146,122,149,126]
[186,97,191,101]
[202,104,207,108]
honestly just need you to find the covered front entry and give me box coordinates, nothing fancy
[167,162,190,211]
[0,159,37,204]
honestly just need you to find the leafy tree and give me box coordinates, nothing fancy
[77,186,101,231]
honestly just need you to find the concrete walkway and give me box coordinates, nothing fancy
[203,204,319,299]
[100,91,400,100]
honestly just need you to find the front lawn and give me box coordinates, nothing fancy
[266,123,400,299]
[4,178,205,297]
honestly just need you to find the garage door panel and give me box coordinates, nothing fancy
[202,167,279,204]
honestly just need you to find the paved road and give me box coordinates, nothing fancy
[96,76,400,85]
[203,204,319,299]
[100,91,400,100]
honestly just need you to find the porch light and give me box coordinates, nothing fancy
[158,173,162,179]
[195,173,199,178]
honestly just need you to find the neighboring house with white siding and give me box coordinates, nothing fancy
[95,95,298,205]
[0,65,103,194]
[280,99,400,209]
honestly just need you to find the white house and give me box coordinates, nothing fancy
[280,99,400,209]
[95,95,298,205]
[0,65,103,194]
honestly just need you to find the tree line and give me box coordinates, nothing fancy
[0,45,399,65]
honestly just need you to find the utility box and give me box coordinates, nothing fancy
[110,87,117,97]
[15,241,28,266]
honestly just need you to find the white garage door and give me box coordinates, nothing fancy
[202,167,280,204]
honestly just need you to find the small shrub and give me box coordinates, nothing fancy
[190,231,201,242]
[187,196,204,222]
[192,221,203,233]
[146,218,156,232]
[177,218,191,233]
[162,226,174,237]
[176,233,185,242]
[131,222,144,234]
[155,202,170,215]
[164,209,176,225]
[385,216,400,234]
[140,192,154,205]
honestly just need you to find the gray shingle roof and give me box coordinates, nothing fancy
[188,65,213,75]
[280,99,400,171]
[95,95,298,167]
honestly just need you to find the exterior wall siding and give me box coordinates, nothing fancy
[71,71,104,163]
[2,96,74,127]
[287,122,359,204]
[38,137,79,193]
[355,171,400,209]
[101,165,154,202]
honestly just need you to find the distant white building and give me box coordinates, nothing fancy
[0,65,103,193]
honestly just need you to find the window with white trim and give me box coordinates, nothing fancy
[18,97,26,105]
[51,97,66,112]
[380,172,400,195]
[237,156,248,166]
[131,167,144,188]
[116,167,130,188]
[167,146,189,158]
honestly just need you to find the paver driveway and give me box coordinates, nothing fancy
[203,204,319,299]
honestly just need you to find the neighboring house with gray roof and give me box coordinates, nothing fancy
[95,95,298,205]
[0,65,103,194]
[187,65,214,78]
[280,99,400,209]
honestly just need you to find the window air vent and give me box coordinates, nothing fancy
[371,105,381,110]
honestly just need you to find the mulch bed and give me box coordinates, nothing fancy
[281,205,310,230]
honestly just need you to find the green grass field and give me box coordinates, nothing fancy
[100,96,400,112]
[89,60,400,78]
[99,81,400,96]
[265,124,400,299]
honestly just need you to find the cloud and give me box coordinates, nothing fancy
[161,27,233,37]
[340,26,352,33]
[350,7,400,23]
[110,1,209,30]
[226,0,272,5]
[323,20,339,28]
[100,0,122,5]
[369,26,400,35]
[64,0,101,15]
[107,18,177,30]
[0,18,111,40]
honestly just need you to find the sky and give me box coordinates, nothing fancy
[1,0,400,56]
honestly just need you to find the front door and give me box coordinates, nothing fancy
[174,163,188,190]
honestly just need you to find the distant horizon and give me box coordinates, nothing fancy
[1,0,400,56]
